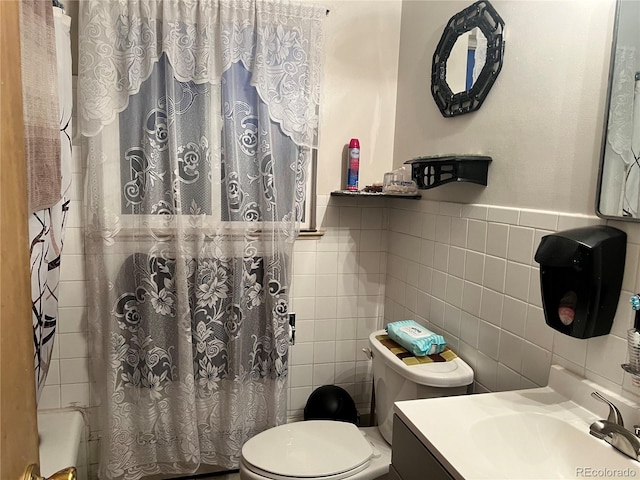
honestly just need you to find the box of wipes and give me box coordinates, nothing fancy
[386,320,447,356]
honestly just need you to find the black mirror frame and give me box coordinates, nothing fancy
[431,0,505,117]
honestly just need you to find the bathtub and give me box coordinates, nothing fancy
[38,409,87,479]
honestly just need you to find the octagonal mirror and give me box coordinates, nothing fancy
[431,0,505,117]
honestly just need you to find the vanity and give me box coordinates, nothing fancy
[389,366,640,480]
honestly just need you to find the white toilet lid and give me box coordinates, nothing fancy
[242,421,373,479]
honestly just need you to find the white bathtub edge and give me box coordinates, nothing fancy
[38,408,85,477]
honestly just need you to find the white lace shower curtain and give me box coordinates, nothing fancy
[601,45,640,217]
[78,2,324,479]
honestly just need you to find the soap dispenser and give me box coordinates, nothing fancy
[534,225,626,339]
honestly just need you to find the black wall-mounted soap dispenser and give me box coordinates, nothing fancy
[534,225,626,339]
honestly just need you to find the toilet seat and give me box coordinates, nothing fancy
[241,458,371,480]
[241,421,374,480]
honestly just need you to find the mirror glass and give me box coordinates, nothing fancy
[446,28,487,94]
[431,0,505,118]
[596,0,640,219]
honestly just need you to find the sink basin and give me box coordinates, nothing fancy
[394,366,640,479]
[470,413,635,478]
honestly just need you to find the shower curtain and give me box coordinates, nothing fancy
[601,45,640,217]
[78,1,324,478]
[623,76,640,216]
[27,5,73,402]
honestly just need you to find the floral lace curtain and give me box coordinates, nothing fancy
[601,46,640,217]
[78,2,324,479]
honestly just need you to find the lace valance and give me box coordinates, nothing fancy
[79,0,325,147]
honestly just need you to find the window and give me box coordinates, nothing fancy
[114,56,316,232]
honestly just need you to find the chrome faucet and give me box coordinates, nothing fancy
[589,391,640,462]
[591,391,625,427]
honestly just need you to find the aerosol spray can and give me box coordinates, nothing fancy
[347,138,360,191]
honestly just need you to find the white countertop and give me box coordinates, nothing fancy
[394,366,640,480]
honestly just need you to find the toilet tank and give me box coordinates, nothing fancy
[369,330,473,444]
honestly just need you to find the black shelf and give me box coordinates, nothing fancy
[405,155,492,189]
[330,190,421,199]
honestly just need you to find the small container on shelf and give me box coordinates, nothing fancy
[331,168,420,199]
[362,182,383,193]
[382,166,418,195]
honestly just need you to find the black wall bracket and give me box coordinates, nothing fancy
[405,154,492,189]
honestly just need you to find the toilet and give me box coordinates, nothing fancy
[240,329,474,480]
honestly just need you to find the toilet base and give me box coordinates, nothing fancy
[240,426,391,480]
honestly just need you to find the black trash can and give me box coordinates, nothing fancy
[303,385,359,425]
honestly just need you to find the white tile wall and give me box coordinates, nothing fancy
[385,200,640,400]
[287,194,388,420]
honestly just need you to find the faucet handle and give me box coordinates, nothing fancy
[591,391,625,427]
